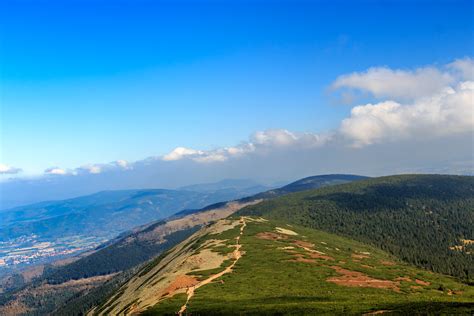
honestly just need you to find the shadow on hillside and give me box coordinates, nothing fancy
[305,177,472,212]
[380,301,474,314]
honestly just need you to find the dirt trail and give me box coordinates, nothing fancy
[178,217,247,315]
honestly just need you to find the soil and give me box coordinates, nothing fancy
[327,266,400,292]
[256,232,288,241]
[293,240,315,248]
[415,279,430,286]
[163,275,199,297]
[380,260,396,266]
[394,276,412,282]
[178,217,247,315]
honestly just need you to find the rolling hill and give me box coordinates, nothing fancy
[91,217,474,315]
[238,174,474,280]
[0,174,367,315]
[79,174,474,315]
[0,185,268,242]
[9,174,473,315]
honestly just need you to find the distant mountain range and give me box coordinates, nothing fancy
[5,174,472,315]
[179,178,270,193]
[58,174,473,315]
[0,174,367,315]
[95,211,474,315]
[0,179,271,243]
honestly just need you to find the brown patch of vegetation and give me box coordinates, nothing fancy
[415,279,430,286]
[394,276,412,282]
[290,239,335,261]
[461,239,474,245]
[327,266,400,292]
[275,227,298,235]
[288,253,317,264]
[256,232,288,241]
[293,240,315,248]
[163,275,199,297]
[352,253,370,259]
[361,264,374,269]
[411,285,422,290]
[449,239,474,254]
[308,252,335,261]
[380,260,395,266]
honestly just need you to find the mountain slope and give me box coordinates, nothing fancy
[179,179,269,193]
[0,174,368,315]
[0,188,262,242]
[246,174,368,200]
[93,217,474,315]
[0,201,262,316]
[238,174,474,280]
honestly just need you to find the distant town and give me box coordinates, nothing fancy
[0,234,109,269]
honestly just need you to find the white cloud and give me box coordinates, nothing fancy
[332,65,454,100]
[340,81,474,147]
[25,58,474,180]
[44,167,69,175]
[76,164,103,174]
[161,146,250,163]
[448,57,474,81]
[0,164,22,175]
[252,129,298,146]
[252,129,331,148]
[162,147,204,161]
[114,160,131,169]
[160,129,331,163]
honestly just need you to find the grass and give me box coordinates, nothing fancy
[134,218,474,315]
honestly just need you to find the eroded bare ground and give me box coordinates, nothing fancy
[93,217,246,315]
[178,217,247,315]
[327,266,401,292]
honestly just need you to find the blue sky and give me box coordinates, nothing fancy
[0,0,473,176]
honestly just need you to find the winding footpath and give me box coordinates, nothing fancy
[178,217,247,315]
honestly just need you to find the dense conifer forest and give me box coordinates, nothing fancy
[239,175,474,281]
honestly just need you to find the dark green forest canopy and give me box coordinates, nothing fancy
[237,175,474,280]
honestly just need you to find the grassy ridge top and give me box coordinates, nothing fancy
[237,174,474,280]
[142,217,473,315]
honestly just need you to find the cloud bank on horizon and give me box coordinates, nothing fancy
[34,57,472,170]
[1,58,473,208]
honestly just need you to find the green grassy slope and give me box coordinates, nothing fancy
[141,217,473,315]
[237,175,474,280]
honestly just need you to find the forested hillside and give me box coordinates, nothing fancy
[238,175,474,280]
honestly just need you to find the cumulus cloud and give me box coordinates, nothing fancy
[161,146,250,163]
[115,160,131,169]
[162,147,204,161]
[340,82,474,146]
[77,164,102,174]
[448,57,474,81]
[0,164,22,175]
[252,129,331,148]
[160,129,331,163]
[44,167,70,175]
[332,65,454,100]
[21,57,472,187]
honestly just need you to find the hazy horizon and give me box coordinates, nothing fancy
[1,0,473,207]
